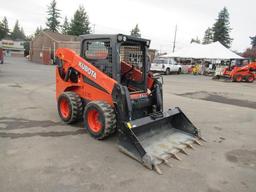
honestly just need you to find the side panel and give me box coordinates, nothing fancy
[56,48,117,94]
[56,68,114,105]
[55,48,116,106]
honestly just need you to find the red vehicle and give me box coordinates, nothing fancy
[216,61,256,83]
[0,48,4,64]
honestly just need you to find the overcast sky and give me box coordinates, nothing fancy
[0,0,255,53]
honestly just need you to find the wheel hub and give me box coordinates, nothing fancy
[87,109,102,132]
[60,98,70,118]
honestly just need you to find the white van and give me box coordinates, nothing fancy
[150,57,182,75]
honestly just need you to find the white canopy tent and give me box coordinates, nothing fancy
[162,42,243,59]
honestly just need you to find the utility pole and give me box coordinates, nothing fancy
[92,24,96,34]
[172,25,177,53]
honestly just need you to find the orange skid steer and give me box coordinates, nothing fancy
[214,61,256,83]
[55,34,204,174]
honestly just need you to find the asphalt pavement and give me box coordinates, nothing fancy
[0,57,256,192]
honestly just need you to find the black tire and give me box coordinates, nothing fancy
[84,101,116,140]
[245,74,254,83]
[177,68,181,74]
[57,92,83,124]
[213,75,220,80]
[165,68,171,75]
[232,74,243,82]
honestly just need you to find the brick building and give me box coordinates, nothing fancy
[30,31,80,64]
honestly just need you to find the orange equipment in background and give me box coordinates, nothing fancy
[215,62,256,83]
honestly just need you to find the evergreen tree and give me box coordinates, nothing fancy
[11,20,26,40]
[46,0,61,32]
[20,27,26,39]
[202,27,213,44]
[34,26,43,37]
[0,20,5,40]
[250,35,256,48]
[212,7,232,48]
[69,6,90,36]
[130,24,141,38]
[61,16,70,35]
[2,17,9,37]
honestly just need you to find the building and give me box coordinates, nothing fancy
[0,39,25,57]
[30,31,80,64]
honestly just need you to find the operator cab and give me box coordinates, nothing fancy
[80,34,151,93]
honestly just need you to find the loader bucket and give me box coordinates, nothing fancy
[118,107,203,174]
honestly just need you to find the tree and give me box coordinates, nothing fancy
[242,47,256,60]
[2,17,9,37]
[46,0,61,32]
[130,24,141,38]
[190,37,201,44]
[202,27,213,44]
[11,20,26,40]
[69,6,90,36]
[0,20,5,40]
[212,7,232,48]
[61,16,70,35]
[34,26,43,37]
[250,35,256,48]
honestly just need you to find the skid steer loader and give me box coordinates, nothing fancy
[55,34,204,174]
[214,61,256,83]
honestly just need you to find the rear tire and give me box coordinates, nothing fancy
[245,74,254,83]
[232,74,243,82]
[165,68,170,75]
[84,101,116,140]
[177,68,181,74]
[57,92,83,124]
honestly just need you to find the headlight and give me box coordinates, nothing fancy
[123,36,127,41]
[146,40,150,46]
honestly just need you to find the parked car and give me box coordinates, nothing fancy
[150,57,182,75]
[0,48,3,64]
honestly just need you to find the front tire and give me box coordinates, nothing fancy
[84,101,116,140]
[165,68,171,75]
[232,74,243,82]
[57,92,83,124]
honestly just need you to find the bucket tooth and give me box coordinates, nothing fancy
[199,136,207,142]
[166,151,182,161]
[154,156,172,167]
[193,139,202,146]
[176,147,188,155]
[153,164,163,175]
[182,142,194,150]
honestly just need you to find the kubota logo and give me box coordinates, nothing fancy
[78,62,96,79]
